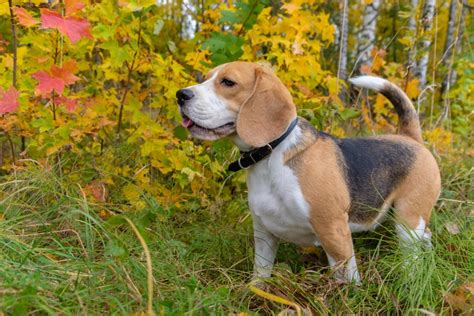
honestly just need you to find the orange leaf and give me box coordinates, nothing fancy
[40,9,92,44]
[0,87,20,114]
[12,7,39,28]
[65,0,86,16]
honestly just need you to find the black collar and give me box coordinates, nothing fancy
[228,118,299,172]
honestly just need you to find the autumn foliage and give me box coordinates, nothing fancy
[0,0,471,212]
[0,0,472,314]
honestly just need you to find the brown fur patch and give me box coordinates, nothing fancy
[392,145,441,228]
[289,137,354,262]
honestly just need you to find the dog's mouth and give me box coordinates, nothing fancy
[181,114,235,140]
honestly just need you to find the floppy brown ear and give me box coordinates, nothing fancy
[236,67,297,147]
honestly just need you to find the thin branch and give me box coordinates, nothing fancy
[6,134,16,165]
[7,0,17,165]
[117,13,144,136]
[237,0,259,36]
[8,0,17,88]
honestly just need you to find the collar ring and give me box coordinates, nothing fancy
[238,157,249,170]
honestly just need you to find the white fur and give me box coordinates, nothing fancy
[247,126,317,247]
[327,253,361,284]
[349,76,388,92]
[395,216,432,249]
[252,215,279,278]
[185,70,237,129]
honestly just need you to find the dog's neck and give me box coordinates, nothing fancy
[230,134,253,152]
[227,118,299,172]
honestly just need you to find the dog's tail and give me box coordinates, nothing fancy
[349,76,423,143]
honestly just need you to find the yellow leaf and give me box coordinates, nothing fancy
[248,281,303,316]
[405,79,420,99]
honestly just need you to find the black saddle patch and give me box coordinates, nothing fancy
[336,138,416,223]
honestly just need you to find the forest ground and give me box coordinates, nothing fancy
[0,152,472,315]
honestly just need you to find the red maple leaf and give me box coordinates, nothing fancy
[56,96,79,112]
[12,7,39,28]
[65,0,86,16]
[40,9,92,44]
[32,60,80,97]
[0,87,20,114]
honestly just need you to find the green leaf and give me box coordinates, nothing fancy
[173,126,188,140]
[339,108,360,120]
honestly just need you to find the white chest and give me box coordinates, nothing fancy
[246,131,319,247]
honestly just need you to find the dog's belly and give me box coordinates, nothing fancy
[247,158,319,247]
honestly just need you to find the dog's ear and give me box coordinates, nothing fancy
[236,67,297,147]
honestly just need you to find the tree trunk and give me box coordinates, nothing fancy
[438,3,465,123]
[337,0,349,103]
[355,0,381,74]
[440,0,463,98]
[415,0,435,89]
[407,0,419,76]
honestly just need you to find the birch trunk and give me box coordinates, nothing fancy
[355,0,381,73]
[440,0,464,98]
[407,0,419,75]
[337,0,349,102]
[415,0,435,89]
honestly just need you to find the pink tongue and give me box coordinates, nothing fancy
[182,117,194,128]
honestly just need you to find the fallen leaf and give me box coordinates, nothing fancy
[0,86,20,114]
[84,179,108,202]
[445,222,460,234]
[40,9,92,44]
[12,7,39,27]
[445,283,474,313]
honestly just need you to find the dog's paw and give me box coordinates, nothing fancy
[248,277,270,292]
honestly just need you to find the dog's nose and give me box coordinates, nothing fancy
[176,89,194,106]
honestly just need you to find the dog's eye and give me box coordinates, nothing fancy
[221,78,236,87]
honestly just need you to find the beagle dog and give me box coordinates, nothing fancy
[176,62,441,283]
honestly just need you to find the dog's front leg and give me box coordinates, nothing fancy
[252,215,279,279]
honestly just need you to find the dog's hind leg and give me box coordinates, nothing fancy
[392,148,441,253]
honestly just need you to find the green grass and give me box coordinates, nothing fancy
[0,161,472,315]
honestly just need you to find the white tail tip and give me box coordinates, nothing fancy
[349,76,388,92]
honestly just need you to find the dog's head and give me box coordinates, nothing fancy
[176,61,297,147]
